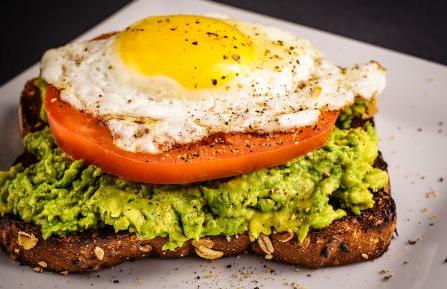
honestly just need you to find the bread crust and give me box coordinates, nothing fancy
[0,80,396,273]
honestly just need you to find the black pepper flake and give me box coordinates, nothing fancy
[196,276,201,279]
[439,177,444,183]
[113,280,120,284]
[206,32,218,37]
[232,54,240,61]
[444,257,447,263]
[212,79,218,86]
[226,264,232,269]
[340,243,349,252]
[417,128,423,132]
[170,28,176,31]
[192,41,198,45]
[407,239,418,245]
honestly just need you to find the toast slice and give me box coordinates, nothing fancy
[0,80,396,273]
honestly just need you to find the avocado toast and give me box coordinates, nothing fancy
[0,78,396,273]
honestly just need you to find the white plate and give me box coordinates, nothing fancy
[1,0,446,288]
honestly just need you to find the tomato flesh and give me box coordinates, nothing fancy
[45,85,338,184]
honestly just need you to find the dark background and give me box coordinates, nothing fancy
[1,0,446,85]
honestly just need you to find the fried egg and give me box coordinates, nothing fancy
[40,15,386,153]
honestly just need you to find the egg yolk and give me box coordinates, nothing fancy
[115,15,256,89]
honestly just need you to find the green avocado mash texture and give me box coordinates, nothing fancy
[0,107,388,250]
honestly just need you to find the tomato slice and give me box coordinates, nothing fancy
[45,85,338,184]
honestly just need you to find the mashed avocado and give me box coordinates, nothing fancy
[0,118,388,249]
[337,97,377,129]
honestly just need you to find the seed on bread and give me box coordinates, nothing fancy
[257,233,274,255]
[191,239,214,248]
[94,246,105,260]
[194,245,224,260]
[17,231,38,250]
[191,239,224,260]
[276,231,294,243]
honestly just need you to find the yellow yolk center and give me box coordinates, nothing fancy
[115,15,256,89]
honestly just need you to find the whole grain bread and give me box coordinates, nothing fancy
[0,79,396,273]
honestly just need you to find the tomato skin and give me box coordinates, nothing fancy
[45,85,338,184]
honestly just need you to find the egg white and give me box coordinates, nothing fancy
[40,17,386,154]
